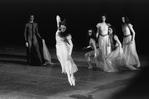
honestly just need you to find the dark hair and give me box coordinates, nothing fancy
[59,19,70,39]
[109,26,117,48]
[109,26,117,35]
[59,19,66,26]
[122,15,130,24]
[87,29,97,43]
[102,14,107,18]
[100,14,108,22]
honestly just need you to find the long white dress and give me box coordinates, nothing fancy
[122,24,140,68]
[55,30,78,85]
[96,23,111,57]
[56,31,78,74]
[95,47,111,72]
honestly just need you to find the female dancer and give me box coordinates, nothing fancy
[55,15,78,86]
[106,34,137,72]
[84,29,99,69]
[122,15,140,68]
[84,29,109,72]
[96,15,111,57]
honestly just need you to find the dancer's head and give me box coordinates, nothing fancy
[30,15,34,22]
[108,27,113,34]
[109,26,116,35]
[87,29,97,42]
[101,14,107,22]
[122,15,130,24]
[88,29,93,36]
[59,19,67,32]
[88,29,95,37]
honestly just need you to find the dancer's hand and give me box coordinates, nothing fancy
[82,46,91,50]
[25,42,28,47]
[127,41,133,45]
[129,41,133,44]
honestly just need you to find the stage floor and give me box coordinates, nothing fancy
[0,45,148,99]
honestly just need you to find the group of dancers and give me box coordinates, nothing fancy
[84,15,140,72]
[24,14,140,86]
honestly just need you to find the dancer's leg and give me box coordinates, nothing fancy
[85,51,94,69]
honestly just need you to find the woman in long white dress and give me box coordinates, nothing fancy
[122,16,140,68]
[106,34,137,72]
[55,15,78,86]
[96,15,111,57]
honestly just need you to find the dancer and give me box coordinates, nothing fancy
[96,14,111,57]
[121,15,140,68]
[106,34,137,72]
[83,29,99,69]
[24,15,53,66]
[55,15,78,86]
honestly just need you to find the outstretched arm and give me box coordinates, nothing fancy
[82,45,91,50]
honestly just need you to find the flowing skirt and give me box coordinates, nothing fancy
[56,43,78,74]
[123,36,140,67]
[42,39,52,64]
[106,46,125,72]
[95,48,113,72]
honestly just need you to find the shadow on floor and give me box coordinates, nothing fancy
[0,53,26,59]
[0,53,60,66]
[110,66,149,99]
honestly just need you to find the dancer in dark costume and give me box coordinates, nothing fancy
[24,15,53,66]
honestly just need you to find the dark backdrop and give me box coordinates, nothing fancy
[0,0,149,55]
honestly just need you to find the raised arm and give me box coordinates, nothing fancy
[56,15,61,29]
